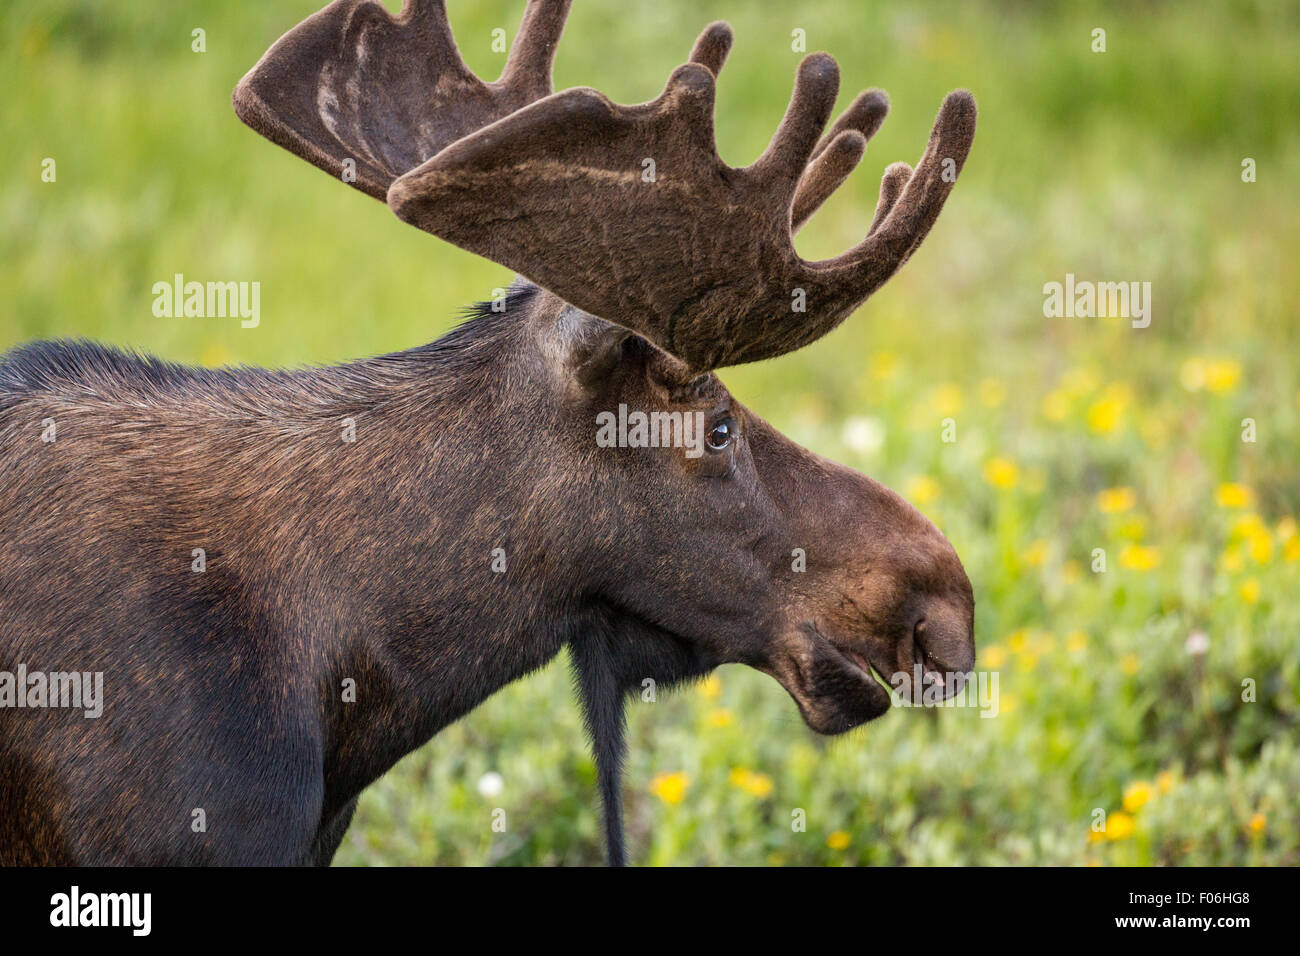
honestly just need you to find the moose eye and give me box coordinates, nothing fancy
[706,419,735,451]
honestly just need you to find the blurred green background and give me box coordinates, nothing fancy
[3,0,1298,864]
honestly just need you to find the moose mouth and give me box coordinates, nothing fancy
[772,621,966,735]
[835,634,953,702]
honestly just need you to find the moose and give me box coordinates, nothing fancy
[0,0,976,865]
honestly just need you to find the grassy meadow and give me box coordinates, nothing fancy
[2,0,1298,864]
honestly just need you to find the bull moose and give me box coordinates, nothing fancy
[0,0,976,865]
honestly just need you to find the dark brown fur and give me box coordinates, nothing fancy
[0,286,972,865]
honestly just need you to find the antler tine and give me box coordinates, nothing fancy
[400,0,456,36]
[499,0,573,94]
[869,161,912,235]
[233,0,574,202]
[750,54,841,200]
[811,89,890,164]
[810,90,977,310]
[791,130,865,231]
[688,21,734,76]
[791,89,890,232]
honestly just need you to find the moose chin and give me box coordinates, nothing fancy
[0,0,976,866]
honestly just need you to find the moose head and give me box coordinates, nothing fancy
[232,0,977,863]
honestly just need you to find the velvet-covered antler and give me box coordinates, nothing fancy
[233,0,575,201]
[389,54,975,370]
[234,0,880,227]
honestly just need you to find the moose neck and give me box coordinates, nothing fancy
[237,291,584,808]
[231,288,711,859]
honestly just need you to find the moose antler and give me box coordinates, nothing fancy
[235,1,881,225]
[233,0,575,201]
[389,55,975,370]
[235,1,969,371]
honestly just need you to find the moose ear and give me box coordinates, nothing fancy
[563,315,703,393]
[545,304,630,389]
[554,307,698,392]
[570,328,630,389]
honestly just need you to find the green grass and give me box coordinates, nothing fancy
[3,0,1298,865]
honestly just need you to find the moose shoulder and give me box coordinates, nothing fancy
[0,0,976,866]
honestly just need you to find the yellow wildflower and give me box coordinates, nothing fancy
[826,830,851,851]
[905,475,941,507]
[1156,771,1175,794]
[928,383,963,416]
[1066,630,1088,653]
[1248,813,1266,834]
[698,675,721,699]
[1087,398,1124,434]
[649,772,690,805]
[1231,515,1273,564]
[1281,517,1300,562]
[1119,544,1161,571]
[1097,487,1136,514]
[728,768,774,798]
[1021,539,1049,568]
[983,458,1020,489]
[982,645,1008,669]
[1216,483,1254,509]
[1204,359,1242,394]
[1240,578,1261,604]
[1230,512,1265,535]
[1120,653,1141,675]
[1086,385,1132,435]
[1219,545,1245,574]
[1123,781,1153,813]
[1104,811,1136,841]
